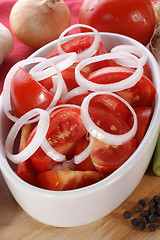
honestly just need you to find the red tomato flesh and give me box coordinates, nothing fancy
[38,169,106,191]
[10,67,53,116]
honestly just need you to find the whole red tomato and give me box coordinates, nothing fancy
[79,0,155,45]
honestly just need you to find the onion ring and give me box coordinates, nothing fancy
[75,52,143,92]
[81,91,137,145]
[111,45,147,67]
[5,108,50,164]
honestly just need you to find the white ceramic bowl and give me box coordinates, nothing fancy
[0,32,160,227]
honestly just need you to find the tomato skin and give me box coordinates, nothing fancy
[79,0,155,45]
[16,159,38,187]
[88,66,156,107]
[10,67,53,116]
[129,107,153,147]
[48,35,106,58]
[37,169,106,191]
[28,107,87,173]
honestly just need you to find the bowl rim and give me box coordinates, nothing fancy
[0,32,160,197]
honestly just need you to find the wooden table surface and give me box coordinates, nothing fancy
[1,159,160,240]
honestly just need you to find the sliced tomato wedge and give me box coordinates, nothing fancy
[27,107,87,173]
[10,67,54,116]
[48,35,106,58]
[129,106,153,147]
[37,169,106,191]
[91,137,136,174]
[16,159,38,187]
[88,94,136,174]
[88,66,156,107]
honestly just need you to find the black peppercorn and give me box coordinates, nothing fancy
[148,223,157,232]
[153,195,160,204]
[140,217,148,225]
[131,218,139,226]
[138,199,145,208]
[149,206,156,215]
[138,222,146,231]
[148,214,158,223]
[148,199,156,208]
[123,211,132,219]
[135,203,143,212]
[141,210,149,218]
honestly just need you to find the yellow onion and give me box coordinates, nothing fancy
[9,0,71,49]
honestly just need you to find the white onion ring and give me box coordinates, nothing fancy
[5,108,50,164]
[81,91,137,145]
[57,24,101,62]
[111,45,147,67]
[29,53,77,81]
[2,57,47,122]
[74,136,93,164]
[75,52,143,92]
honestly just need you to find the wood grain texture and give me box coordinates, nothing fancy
[1,160,160,240]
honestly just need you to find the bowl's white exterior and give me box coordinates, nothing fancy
[0,33,160,227]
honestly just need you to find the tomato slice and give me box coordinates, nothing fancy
[88,66,156,107]
[91,137,136,174]
[37,169,106,191]
[27,107,87,173]
[48,35,106,57]
[16,159,38,187]
[129,107,153,147]
[88,94,136,174]
[75,135,96,171]
[10,67,54,116]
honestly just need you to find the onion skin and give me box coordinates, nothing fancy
[9,0,71,49]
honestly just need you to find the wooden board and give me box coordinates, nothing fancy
[1,159,160,240]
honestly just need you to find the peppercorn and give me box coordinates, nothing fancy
[141,210,149,218]
[148,223,157,232]
[148,199,156,208]
[123,211,132,219]
[131,218,139,226]
[148,214,158,223]
[140,217,147,225]
[138,222,146,231]
[138,199,145,208]
[153,195,160,204]
[149,206,156,215]
[135,203,143,212]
